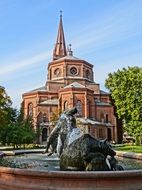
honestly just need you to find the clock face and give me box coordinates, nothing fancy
[70,67,78,75]
[54,68,61,77]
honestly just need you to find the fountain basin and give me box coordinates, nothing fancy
[0,167,142,190]
[1,152,142,190]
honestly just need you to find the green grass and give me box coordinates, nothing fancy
[115,145,142,153]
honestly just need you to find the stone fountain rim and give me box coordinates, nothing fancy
[0,166,142,179]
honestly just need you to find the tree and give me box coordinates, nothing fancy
[0,86,35,147]
[0,86,14,145]
[0,86,12,127]
[105,66,142,144]
[20,117,35,148]
[50,108,62,126]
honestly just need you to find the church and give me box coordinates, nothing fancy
[22,13,122,144]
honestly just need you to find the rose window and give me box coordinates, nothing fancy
[70,67,77,75]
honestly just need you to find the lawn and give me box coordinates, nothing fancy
[115,145,142,153]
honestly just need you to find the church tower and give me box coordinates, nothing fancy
[53,11,67,60]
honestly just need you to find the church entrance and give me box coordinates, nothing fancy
[42,128,48,142]
[107,128,112,141]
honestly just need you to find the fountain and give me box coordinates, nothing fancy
[42,107,123,171]
[0,107,142,190]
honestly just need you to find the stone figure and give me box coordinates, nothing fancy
[44,107,123,171]
[60,134,116,171]
[43,107,81,156]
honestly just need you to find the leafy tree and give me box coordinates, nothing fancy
[50,108,62,126]
[0,86,35,147]
[0,86,15,145]
[6,122,23,148]
[0,86,12,127]
[2,116,35,148]
[20,117,35,148]
[105,66,142,144]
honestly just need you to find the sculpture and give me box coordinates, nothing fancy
[44,107,123,171]
[60,134,123,171]
[43,107,81,156]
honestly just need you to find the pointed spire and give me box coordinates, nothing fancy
[53,11,67,60]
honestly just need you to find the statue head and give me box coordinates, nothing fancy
[99,139,116,157]
[66,107,78,116]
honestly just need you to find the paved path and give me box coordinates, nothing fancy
[2,149,45,156]
[116,151,142,160]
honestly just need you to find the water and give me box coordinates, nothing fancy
[1,153,60,171]
[1,153,142,171]
[117,156,142,170]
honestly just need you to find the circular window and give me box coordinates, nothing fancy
[70,67,77,75]
[86,70,90,79]
[54,68,61,77]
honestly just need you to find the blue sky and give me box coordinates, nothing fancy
[0,0,142,108]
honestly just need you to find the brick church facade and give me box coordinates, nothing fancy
[22,14,122,144]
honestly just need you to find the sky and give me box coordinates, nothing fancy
[0,0,142,108]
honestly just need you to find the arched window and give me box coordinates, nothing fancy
[42,128,48,142]
[37,112,43,124]
[76,100,82,116]
[54,68,61,77]
[64,101,68,110]
[43,113,48,122]
[28,103,33,117]
[98,128,103,139]
[100,112,105,122]
[86,69,90,79]
[105,114,109,123]
[87,100,91,118]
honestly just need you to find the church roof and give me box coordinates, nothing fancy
[77,118,97,125]
[52,52,93,67]
[54,54,80,61]
[64,82,86,89]
[100,90,110,95]
[95,100,112,106]
[77,117,113,127]
[39,99,58,105]
[53,55,82,61]
[24,86,47,94]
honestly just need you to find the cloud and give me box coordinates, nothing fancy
[95,54,142,85]
[0,51,51,76]
[7,83,44,108]
[68,1,142,54]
